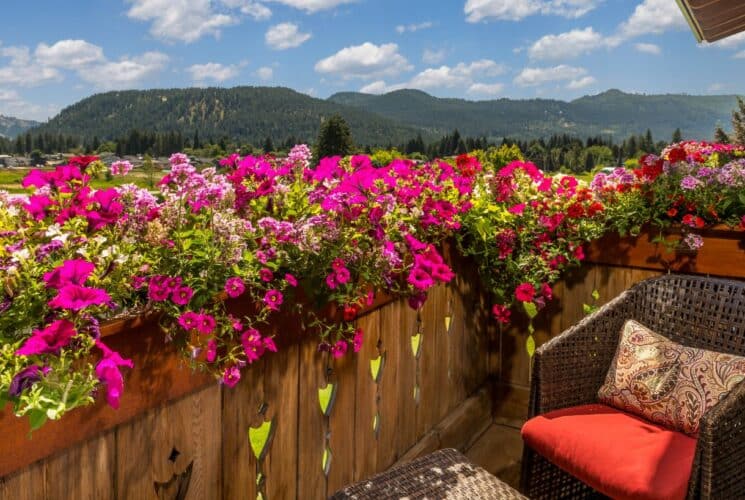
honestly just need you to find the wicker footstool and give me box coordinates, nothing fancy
[330,448,527,499]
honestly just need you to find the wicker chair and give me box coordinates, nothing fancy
[520,274,745,499]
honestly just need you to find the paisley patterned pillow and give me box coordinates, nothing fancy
[598,319,745,435]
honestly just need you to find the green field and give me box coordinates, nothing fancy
[0,168,155,194]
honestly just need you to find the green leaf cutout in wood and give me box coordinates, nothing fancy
[413,385,420,403]
[322,447,332,476]
[318,383,337,417]
[372,413,380,435]
[526,334,536,357]
[370,354,385,383]
[410,333,422,358]
[444,315,452,333]
[257,493,264,500]
[523,301,538,319]
[248,419,274,461]
[256,472,263,486]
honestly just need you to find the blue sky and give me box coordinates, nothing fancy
[1,0,744,121]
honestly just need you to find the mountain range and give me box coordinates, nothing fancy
[0,115,40,139]
[20,87,745,146]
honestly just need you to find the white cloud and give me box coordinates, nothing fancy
[256,66,274,80]
[467,82,504,96]
[735,51,745,59]
[360,80,404,94]
[187,62,241,83]
[708,83,726,93]
[35,40,105,69]
[0,89,21,102]
[408,60,506,89]
[0,89,58,121]
[315,42,412,80]
[265,0,355,13]
[0,45,61,86]
[567,75,596,89]
[422,48,446,64]
[396,21,433,34]
[617,0,686,39]
[126,0,238,43]
[219,0,273,20]
[265,22,311,50]
[528,27,605,60]
[514,64,588,86]
[635,42,661,55]
[79,52,169,89]
[464,0,599,23]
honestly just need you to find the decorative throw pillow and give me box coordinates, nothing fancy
[598,319,745,435]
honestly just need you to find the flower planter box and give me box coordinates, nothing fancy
[0,248,493,499]
[585,225,745,278]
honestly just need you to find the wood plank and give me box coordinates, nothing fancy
[115,384,222,500]
[327,344,358,493]
[352,312,380,482]
[437,387,492,451]
[0,459,45,500]
[465,424,523,490]
[376,299,403,469]
[295,337,327,499]
[262,341,299,500]
[395,302,419,458]
[45,432,116,500]
[221,358,267,500]
[417,285,443,438]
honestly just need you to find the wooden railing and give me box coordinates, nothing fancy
[0,247,494,500]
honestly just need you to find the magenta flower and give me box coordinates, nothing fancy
[408,292,427,310]
[284,273,298,287]
[171,286,194,306]
[178,311,200,331]
[515,283,536,303]
[407,268,434,291]
[223,365,241,388]
[24,195,53,220]
[16,319,77,356]
[206,339,218,363]
[48,285,111,311]
[241,328,265,363]
[95,341,133,409]
[331,340,348,359]
[325,274,338,290]
[259,268,274,282]
[224,277,245,298]
[264,336,278,353]
[492,304,511,325]
[43,260,96,289]
[353,329,364,353]
[508,203,526,215]
[263,290,283,311]
[148,281,170,302]
[197,314,216,335]
[335,267,351,285]
[110,160,133,176]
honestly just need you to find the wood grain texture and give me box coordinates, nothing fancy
[352,311,380,482]
[327,344,359,494]
[296,336,327,499]
[45,432,116,500]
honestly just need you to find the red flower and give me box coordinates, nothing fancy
[455,154,481,177]
[491,304,511,325]
[667,147,686,164]
[667,208,678,217]
[515,283,536,303]
[68,155,99,170]
[343,304,359,321]
[567,203,584,218]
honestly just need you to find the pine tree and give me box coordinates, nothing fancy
[714,127,730,144]
[672,128,682,143]
[263,136,274,154]
[315,115,353,161]
[732,97,745,145]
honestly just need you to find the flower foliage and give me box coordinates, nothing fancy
[457,156,606,325]
[0,147,471,426]
[591,141,745,248]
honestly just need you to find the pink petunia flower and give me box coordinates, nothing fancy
[16,319,77,356]
[43,260,95,289]
[178,311,200,331]
[284,273,298,287]
[197,314,216,335]
[171,286,194,306]
[94,340,133,409]
[222,365,241,388]
[206,339,218,363]
[48,285,111,311]
[492,304,511,325]
[331,340,348,359]
[263,290,283,311]
[353,329,364,353]
[224,277,246,298]
[407,267,434,291]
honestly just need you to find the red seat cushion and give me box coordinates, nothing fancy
[522,404,697,500]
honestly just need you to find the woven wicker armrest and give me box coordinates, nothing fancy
[689,380,745,498]
[529,290,634,417]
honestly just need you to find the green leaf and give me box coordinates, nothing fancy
[248,419,274,461]
[410,333,422,358]
[526,335,536,357]
[318,383,337,417]
[523,302,538,319]
[583,304,593,315]
[591,289,600,301]
[28,410,47,431]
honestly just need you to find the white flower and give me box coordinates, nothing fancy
[11,249,31,262]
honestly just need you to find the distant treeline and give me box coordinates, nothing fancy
[0,126,686,173]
